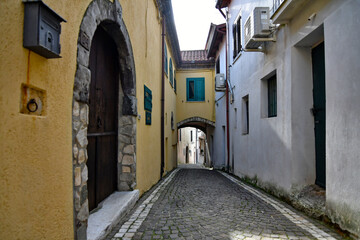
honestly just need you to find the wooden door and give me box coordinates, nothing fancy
[87,27,119,211]
[312,42,326,188]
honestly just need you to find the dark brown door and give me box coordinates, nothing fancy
[87,27,119,211]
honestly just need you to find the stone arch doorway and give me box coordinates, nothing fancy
[72,1,137,239]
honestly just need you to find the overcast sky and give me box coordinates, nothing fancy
[172,0,225,51]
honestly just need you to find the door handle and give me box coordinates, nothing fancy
[97,116,102,129]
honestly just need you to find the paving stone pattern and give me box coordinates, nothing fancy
[109,168,343,240]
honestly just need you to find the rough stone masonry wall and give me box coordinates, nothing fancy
[72,0,137,239]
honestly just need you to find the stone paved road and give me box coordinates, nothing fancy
[108,168,343,240]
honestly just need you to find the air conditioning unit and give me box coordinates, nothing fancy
[215,73,226,91]
[244,7,271,49]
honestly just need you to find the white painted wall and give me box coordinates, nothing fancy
[212,38,227,169]
[323,0,360,233]
[213,0,360,235]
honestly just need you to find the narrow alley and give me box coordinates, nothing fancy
[107,167,341,240]
[1,0,360,239]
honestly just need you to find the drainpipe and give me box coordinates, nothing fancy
[160,17,165,178]
[225,8,231,173]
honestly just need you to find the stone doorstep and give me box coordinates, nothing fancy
[291,184,326,219]
[87,190,139,240]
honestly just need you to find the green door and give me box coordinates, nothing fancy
[312,42,326,188]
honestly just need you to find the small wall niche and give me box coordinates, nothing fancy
[20,84,46,116]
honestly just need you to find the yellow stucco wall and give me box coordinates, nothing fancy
[0,0,171,239]
[176,69,215,123]
[163,39,178,173]
[119,0,163,195]
[0,1,90,239]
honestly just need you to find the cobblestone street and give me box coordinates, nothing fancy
[108,167,343,240]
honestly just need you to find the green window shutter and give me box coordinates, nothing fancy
[195,78,205,101]
[145,111,151,125]
[164,44,168,75]
[169,58,173,87]
[186,77,205,102]
[144,85,152,112]
[174,77,177,93]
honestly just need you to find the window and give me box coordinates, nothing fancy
[190,130,193,142]
[169,58,173,87]
[268,75,277,117]
[186,77,205,102]
[233,13,242,59]
[164,44,168,75]
[216,58,220,74]
[242,95,249,134]
[234,108,237,129]
[171,111,174,130]
[144,85,152,125]
[174,77,177,93]
[179,129,181,142]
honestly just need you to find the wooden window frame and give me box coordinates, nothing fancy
[233,13,242,59]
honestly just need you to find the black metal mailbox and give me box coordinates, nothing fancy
[23,0,66,58]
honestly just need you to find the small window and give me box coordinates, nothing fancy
[216,58,220,74]
[169,58,173,87]
[267,75,277,117]
[234,108,237,129]
[164,44,168,75]
[233,13,242,59]
[171,111,174,130]
[186,78,205,102]
[190,130,193,142]
[174,77,177,93]
[242,95,249,134]
[179,129,181,142]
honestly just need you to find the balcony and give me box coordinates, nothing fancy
[270,0,311,24]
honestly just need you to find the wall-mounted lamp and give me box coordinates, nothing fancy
[23,0,66,58]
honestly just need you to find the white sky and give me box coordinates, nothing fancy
[172,0,225,51]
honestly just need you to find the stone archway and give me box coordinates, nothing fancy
[72,1,137,239]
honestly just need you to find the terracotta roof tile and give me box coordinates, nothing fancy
[181,50,211,62]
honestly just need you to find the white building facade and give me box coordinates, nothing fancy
[211,0,360,236]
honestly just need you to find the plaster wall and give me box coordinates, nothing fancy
[119,0,169,194]
[213,39,227,169]
[176,69,215,123]
[164,39,178,173]
[222,0,360,235]
[228,0,294,192]
[323,0,360,234]
[0,1,89,239]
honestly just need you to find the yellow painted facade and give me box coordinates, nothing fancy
[176,69,216,123]
[0,0,179,239]
[119,0,164,197]
[164,39,178,173]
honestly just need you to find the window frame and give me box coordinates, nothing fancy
[233,12,242,60]
[267,75,277,118]
[186,77,205,102]
[164,44,168,75]
[169,58,173,87]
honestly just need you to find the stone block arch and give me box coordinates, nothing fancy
[71,0,137,239]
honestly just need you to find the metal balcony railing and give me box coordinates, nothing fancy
[270,0,285,16]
